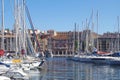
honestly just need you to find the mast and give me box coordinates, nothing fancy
[85,19,88,53]
[14,0,19,56]
[117,16,119,51]
[18,0,21,54]
[1,0,4,50]
[74,23,77,54]
[91,10,94,48]
[77,24,79,53]
[72,23,76,56]
[80,21,83,52]
[96,11,99,51]
[10,36,12,51]
[22,0,27,55]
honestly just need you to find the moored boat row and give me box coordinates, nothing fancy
[0,55,47,80]
[69,53,120,65]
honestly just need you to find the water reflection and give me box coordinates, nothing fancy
[29,64,47,80]
[31,57,120,80]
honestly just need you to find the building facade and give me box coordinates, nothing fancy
[1,29,119,56]
[98,32,120,52]
[47,30,83,56]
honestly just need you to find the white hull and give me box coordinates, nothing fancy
[0,76,11,80]
[71,55,120,65]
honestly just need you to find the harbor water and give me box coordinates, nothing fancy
[30,57,120,80]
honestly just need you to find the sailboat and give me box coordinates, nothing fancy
[66,23,78,60]
[69,11,112,63]
[74,12,120,65]
[16,0,46,70]
[0,0,46,73]
[69,10,95,61]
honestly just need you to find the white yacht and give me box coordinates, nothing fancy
[2,69,29,80]
[21,56,45,71]
[0,65,10,74]
[0,76,11,80]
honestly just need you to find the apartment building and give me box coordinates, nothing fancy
[98,32,120,52]
[1,29,119,55]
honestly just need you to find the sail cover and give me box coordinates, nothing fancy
[0,49,4,56]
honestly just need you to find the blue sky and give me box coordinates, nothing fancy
[1,0,120,34]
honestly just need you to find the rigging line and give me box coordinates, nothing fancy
[24,3,41,52]
[25,24,36,55]
[87,10,93,29]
